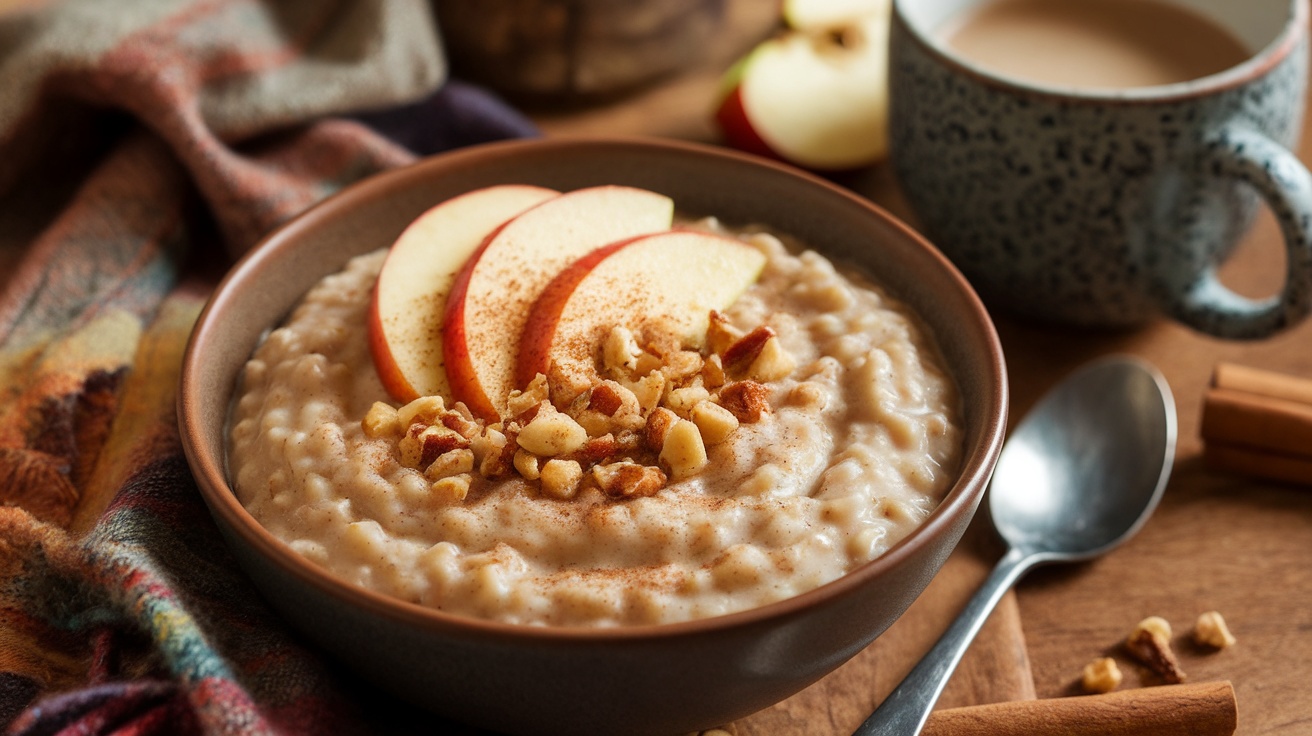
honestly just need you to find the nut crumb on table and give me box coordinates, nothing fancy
[1080,656,1123,693]
[1193,610,1236,650]
[1125,616,1186,683]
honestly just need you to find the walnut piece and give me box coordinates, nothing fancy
[1193,611,1236,649]
[1080,657,1122,694]
[691,401,739,445]
[374,309,796,503]
[540,459,583,499]
[748,336,795,382]
[593,461,666,498]
[517,404,588,457]
[718,380,771,423]
[706,310,743,355]
[721,325,776,375]
[362,401,400,438]
[431,474,470,504]
[659,419,708,479]
[1125,616,1186,683]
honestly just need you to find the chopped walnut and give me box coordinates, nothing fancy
[661,350,704,384]
[1193,611,1236,649]
[513,448,541,480]
[472,426,514,479]
[570,409,606,438]
[416,426,470,467]
[587,381,644,431]
[632,351,664,379]
[602,325,641,376]
[426,448,474,481]
[721,325,776,375]
[666,385,711,418]
[623,371,666,414]
[431,474,470,504]
[614,429,643,454]
[691,401,739,445]
[659,419,708,479]
[362,401,400,438]
[701,354,726,388]
[587,381,625,415]
[375,309,795,504]
[1125,616,1186,683]
[566,434,620,465]
[517,404,588,457]
[540,459,583,499]
[1080,657,1122,693]
[645,407,679,452]
[440,407,481,439]
[397,395,446,428]
[748,336,795,382]
[718,380,771,423]
[506,373,550,419]
[641,319,683,358]
[593,461,666,498]
[707,310,743,355]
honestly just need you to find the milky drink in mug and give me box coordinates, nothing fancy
[889,0,1312,338]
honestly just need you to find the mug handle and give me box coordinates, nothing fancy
[1162,126,1312,339]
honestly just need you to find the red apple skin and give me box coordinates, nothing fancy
[516,229,767,392]
[367,295,418,400]
[439,219,507,423]
[442,186,675,422]
[514,236,641,390]
[715,83,875,174]
[367,185,558,404]
[714,85,783,164]
[712,17,890,174]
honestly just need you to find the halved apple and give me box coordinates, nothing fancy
[516,229,767,391]
[443,186,675,421]
[368,184,559,403]
[714,11,890,171]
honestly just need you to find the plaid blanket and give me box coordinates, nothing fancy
[0,1,535,733]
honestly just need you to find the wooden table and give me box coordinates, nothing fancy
[526,3,1312,733]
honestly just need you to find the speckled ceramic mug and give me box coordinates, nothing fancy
[889,0,1312,338]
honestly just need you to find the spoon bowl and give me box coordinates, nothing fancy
[991,356,1176,560]
[856,355,1177,735]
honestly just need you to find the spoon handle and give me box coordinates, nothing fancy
[852,546,1035,736]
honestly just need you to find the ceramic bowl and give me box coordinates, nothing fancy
[178,137,1007,736]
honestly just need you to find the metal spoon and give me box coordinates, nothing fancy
[855,355,1177,736]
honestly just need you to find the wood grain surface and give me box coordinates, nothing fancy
[530,2,1312,734]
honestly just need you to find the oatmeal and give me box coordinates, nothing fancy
[228,219,962,627]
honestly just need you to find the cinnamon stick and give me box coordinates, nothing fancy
[922,681,1237,736]
[1213,362,1312,405]
[1201,363,1312,485]
[1200,386,1312,457]
[1205,441,1312,487]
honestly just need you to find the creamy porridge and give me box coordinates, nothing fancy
[228,219,962,627]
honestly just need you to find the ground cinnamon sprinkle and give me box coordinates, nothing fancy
[235,227,964,626]
[376,311,794,504]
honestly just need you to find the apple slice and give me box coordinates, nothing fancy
[368,184,559,403]
[714,12,890,171]
[443,186,675,421]
[517,229,767,392]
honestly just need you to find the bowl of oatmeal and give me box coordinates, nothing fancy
[179,137,1007,735]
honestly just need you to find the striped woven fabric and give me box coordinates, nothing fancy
[0,1,534,733]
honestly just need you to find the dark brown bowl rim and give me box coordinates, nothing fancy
[179,136,1008,644]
